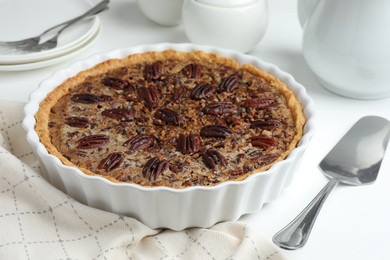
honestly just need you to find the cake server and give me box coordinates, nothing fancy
[273,115,390,250]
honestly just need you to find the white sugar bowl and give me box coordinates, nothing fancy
[182,0,268,53]
[136,0,184,26]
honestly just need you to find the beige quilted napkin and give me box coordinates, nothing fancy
[0,100,285,260]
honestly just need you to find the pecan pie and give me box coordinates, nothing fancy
[35,50,305,188]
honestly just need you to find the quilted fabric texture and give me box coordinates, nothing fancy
[0,100,285,260]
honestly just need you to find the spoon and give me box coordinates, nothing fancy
[273,116,390,250]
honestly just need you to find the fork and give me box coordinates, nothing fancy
[26,6,109,53]
[0,0,109,51]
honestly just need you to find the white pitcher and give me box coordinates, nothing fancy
[297,0,319,28]
[302,0,390,99]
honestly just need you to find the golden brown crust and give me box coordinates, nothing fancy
[35,49,305,188]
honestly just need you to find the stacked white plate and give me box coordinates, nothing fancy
[0,0,101,71]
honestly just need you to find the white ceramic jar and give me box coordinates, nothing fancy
[303,0,390,99]
[136,0,183,26]
[182,0,268,53]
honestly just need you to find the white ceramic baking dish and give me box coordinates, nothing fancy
[23,43,315,230]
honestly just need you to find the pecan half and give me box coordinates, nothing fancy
[137,86,159,109]
[200,125,233,138]
[98,152,124,172]
[248,151,279,164]
[142,157,169,181]
[124,134,154,151]
[202,149,227,170]
[250,136,277,149]
[65,117,89,128]
[71,94,101,104]
[218,74,240,93]
[182,63,201,78]
[190,83,215,100]
[77,134,109,149]
[177,134,201,154]
[244,98,274,109]
[102,77,128,90]
[203,102,238,116]
[154,108,181,125]
[144,62,163,80]
[250,119,282,129]
[101,108,134,121]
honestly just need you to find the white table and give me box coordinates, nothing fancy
[1,0,389,259]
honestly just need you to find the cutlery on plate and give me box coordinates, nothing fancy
[273,116,390,250]
[27,6,108,53]
[0,0,109,52]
